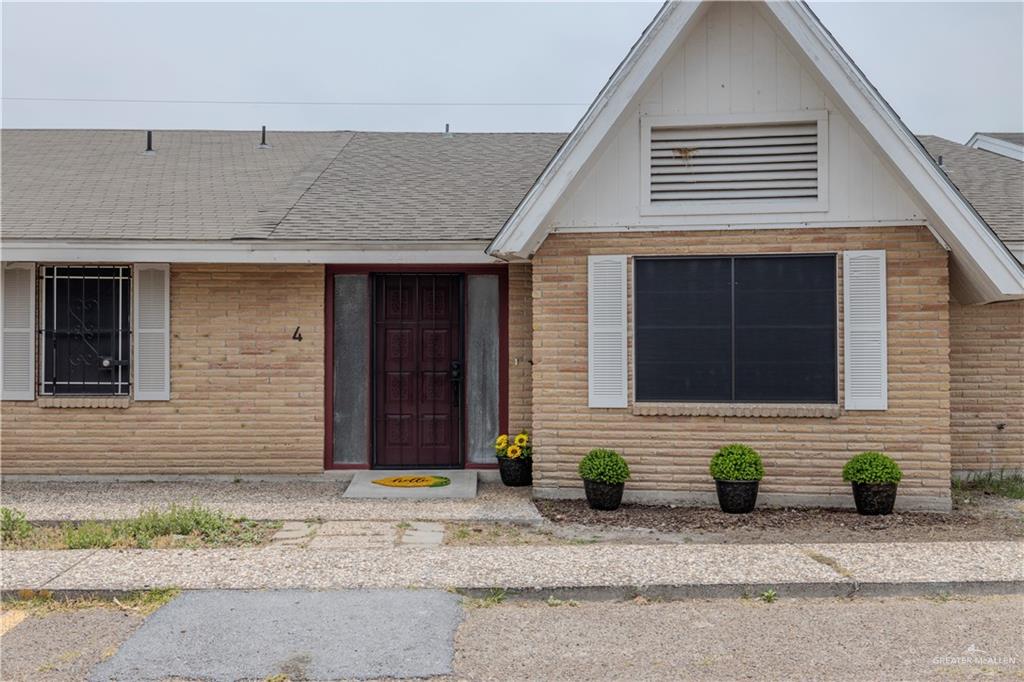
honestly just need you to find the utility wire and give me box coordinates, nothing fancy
[3,96,590,107]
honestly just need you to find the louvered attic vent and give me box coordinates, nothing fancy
[649,121,819,202]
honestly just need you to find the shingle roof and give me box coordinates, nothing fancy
[918,135,1024,257]
[1,129,566,243]
[263,132,567,241]
[977,132,1024,146]
[1,129,349,240]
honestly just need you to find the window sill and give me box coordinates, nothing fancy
[633,402,840,419]
[37,397,132,409]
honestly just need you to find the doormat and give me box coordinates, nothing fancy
[343,470,477,499]
[372,475,451,488]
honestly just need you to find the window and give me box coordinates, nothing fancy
[635,255,837,403]
[40,265,131,395]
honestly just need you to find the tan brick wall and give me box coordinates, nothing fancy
[530,227,951,506]
[950,298,1024,473]
[508,263,533,434]
[1,264,325,474]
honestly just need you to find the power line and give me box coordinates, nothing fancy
[3,96,591,107]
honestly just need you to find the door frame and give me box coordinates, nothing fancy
[324,264,508,470]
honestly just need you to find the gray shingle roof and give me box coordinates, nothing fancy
[918,135,1024,257]
[264,132,567,241]
[1,129,566,243]
[977,132,1024,146]
[1,129,349,240]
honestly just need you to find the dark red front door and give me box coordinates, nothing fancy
[373,274,463,468]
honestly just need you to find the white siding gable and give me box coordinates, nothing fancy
[547,1,927,231]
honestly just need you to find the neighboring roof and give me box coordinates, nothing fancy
[919,135,1024,260]
[966,131,1024,162]
[486,1,1024,303]
[1,129,348,241]
[977,133,1024,146]
[260,132,566,241]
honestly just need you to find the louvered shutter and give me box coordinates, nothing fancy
[843,251,887,410]
[588,255,628,408]
[134,264,170,401]
[1,263,36,401]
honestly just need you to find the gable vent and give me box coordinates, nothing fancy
[649,121,819,202]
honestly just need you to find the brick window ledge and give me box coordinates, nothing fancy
[37,397,132,409]
[633,402,841,419]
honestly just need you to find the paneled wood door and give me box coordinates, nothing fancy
[372,274,463,468]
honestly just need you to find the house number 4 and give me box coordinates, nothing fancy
[292,327,303,342]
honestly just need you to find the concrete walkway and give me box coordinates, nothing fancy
[0,479,541,523]
[3,541,1021,597]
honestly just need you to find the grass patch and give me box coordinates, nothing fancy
[464,588,507,609]
[444,522,560,546]
[0,505,280,550]
[3,588,180,616]
[760,588,778,604]
[953,471,1024,501]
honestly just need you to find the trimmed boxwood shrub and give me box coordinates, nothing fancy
[842,451,902,484]
[709,444,764,482]
[578,449,631,485]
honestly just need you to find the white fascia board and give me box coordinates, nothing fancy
[0,240,498,264]
[486,1,705,259]
[966,134,1024,162]
[773,2,1023,302]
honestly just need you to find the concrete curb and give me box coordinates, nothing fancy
[5,580,1022,603]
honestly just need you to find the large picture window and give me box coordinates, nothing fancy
[635,255,837,403]
[40,265,132,396]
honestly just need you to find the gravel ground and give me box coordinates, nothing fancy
[0,607,145,682]
[455,595,1024,681]
[537,494,1024,544]
[4,541,1021,593]
[0,480,542,524]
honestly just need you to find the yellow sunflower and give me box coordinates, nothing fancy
[506,445,522,459]
[514,433,529,447]
[495,434,508,448]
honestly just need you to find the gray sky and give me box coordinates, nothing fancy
[2,2,1021,142]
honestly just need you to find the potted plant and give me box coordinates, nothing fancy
[578,448,630,511]
[709,443,764,514]
[842,451,902,515]
[494,431,532,486]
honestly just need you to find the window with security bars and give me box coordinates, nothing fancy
[634,255,837,403]
[40,265,132,395]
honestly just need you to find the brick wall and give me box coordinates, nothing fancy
[508,263,533,435]
[950,298,1024,473]
[530,227,952,509]
[1,264,325,474]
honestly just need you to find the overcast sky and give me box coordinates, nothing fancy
[2,2,1021,142]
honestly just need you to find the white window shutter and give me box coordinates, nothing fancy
[1,263,36,400]
[588,255,628,408]
[844,250,887,410]
[134,264,170,401]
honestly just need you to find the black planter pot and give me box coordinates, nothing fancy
[583,479,625,511]
[851,482,898,515]
[498,457,533,487]
[714,480,760,514]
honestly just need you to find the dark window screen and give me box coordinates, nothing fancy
[41,265,132,396]
[635,255,836,403]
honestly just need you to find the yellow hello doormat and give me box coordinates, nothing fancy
[371,475,451,488]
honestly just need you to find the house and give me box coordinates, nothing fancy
[2,1,1022,512]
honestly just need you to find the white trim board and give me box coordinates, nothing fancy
[485,0,1024,304]
[0,240,500,264]
[967,133,1024,162]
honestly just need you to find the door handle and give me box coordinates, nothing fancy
[450,361,462,407]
